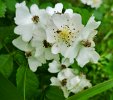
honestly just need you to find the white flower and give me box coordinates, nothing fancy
[48,58,71,73]
[50,68,75,98]
[66,74,92,93]
[81,0,102,8]
[46,13,84,56]
[14,1,50,42]
[50,69,92,98]
[31,25,59,61]
[65,16,100,67]
[12,36,46,72]
[46,3,73,16]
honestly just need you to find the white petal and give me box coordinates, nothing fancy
[64,40,80,63]
[31,40,44,57]
[70,74,92,93]
[30,4,39,16]
[33,25,46,41]
[69,13,84,33]
[46,20,57,43]
[31,40,45,57]
[54,3,63,13]
[46,7,54,15]
[76,47,100,67]
[38,55,47,64]
[65,9,73,17]
[51,43,60,54]
[45,48,58,60]
[28,56,42,72]
[14,24,33,42]
[15,1,32,25]
[48,60,61,73]
[61,58,71,67]
[60,43,68,56]
[45,48,60,61]
[46,3,63,16]
[61,86,70,98]
[58,68,75,81]
[52,14,69,29]
[66,76,80,90]
[38,10,51,26]
[12,36,33,52]
[86,16,101,30]
[50,77,61,86]
[80,16,101,40]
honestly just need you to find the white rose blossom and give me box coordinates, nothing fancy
[81,0,102,8]
[46,13,84,56]
[65,16,101,67]
[12,36,46,72]
[50,68,92,98]
[14,1,50,42]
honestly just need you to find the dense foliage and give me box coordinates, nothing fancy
[0,0,113,100]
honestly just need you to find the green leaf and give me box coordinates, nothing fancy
[94,10,103,20]
[4,0,16,12]
[0,72,23,100]
[0,41,3,50]
[0,26,15,44]
[44,86,65,100]
[0,54,13,78]
[27,0,39,7]
[0,0,6,17]
[16,66,39,100]
[67,79,113,100]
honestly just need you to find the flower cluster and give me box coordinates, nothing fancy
[49,59,92,98]
[13,1,100,98]
[81,0,102,8]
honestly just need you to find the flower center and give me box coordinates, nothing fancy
[61,64,66,69]
[61,79,67,86]
[43,40,51,48]
[32,16,39,24]
[81,40,91,47]
[56,26,74,46]
[25,51,32,57]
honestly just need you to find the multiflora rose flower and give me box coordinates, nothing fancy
[50,68,92,98]
[65,16,101,67]
[12,36,46,72]
[46,11,100,67]
[46,13,84,56]
[14,1,50,42]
